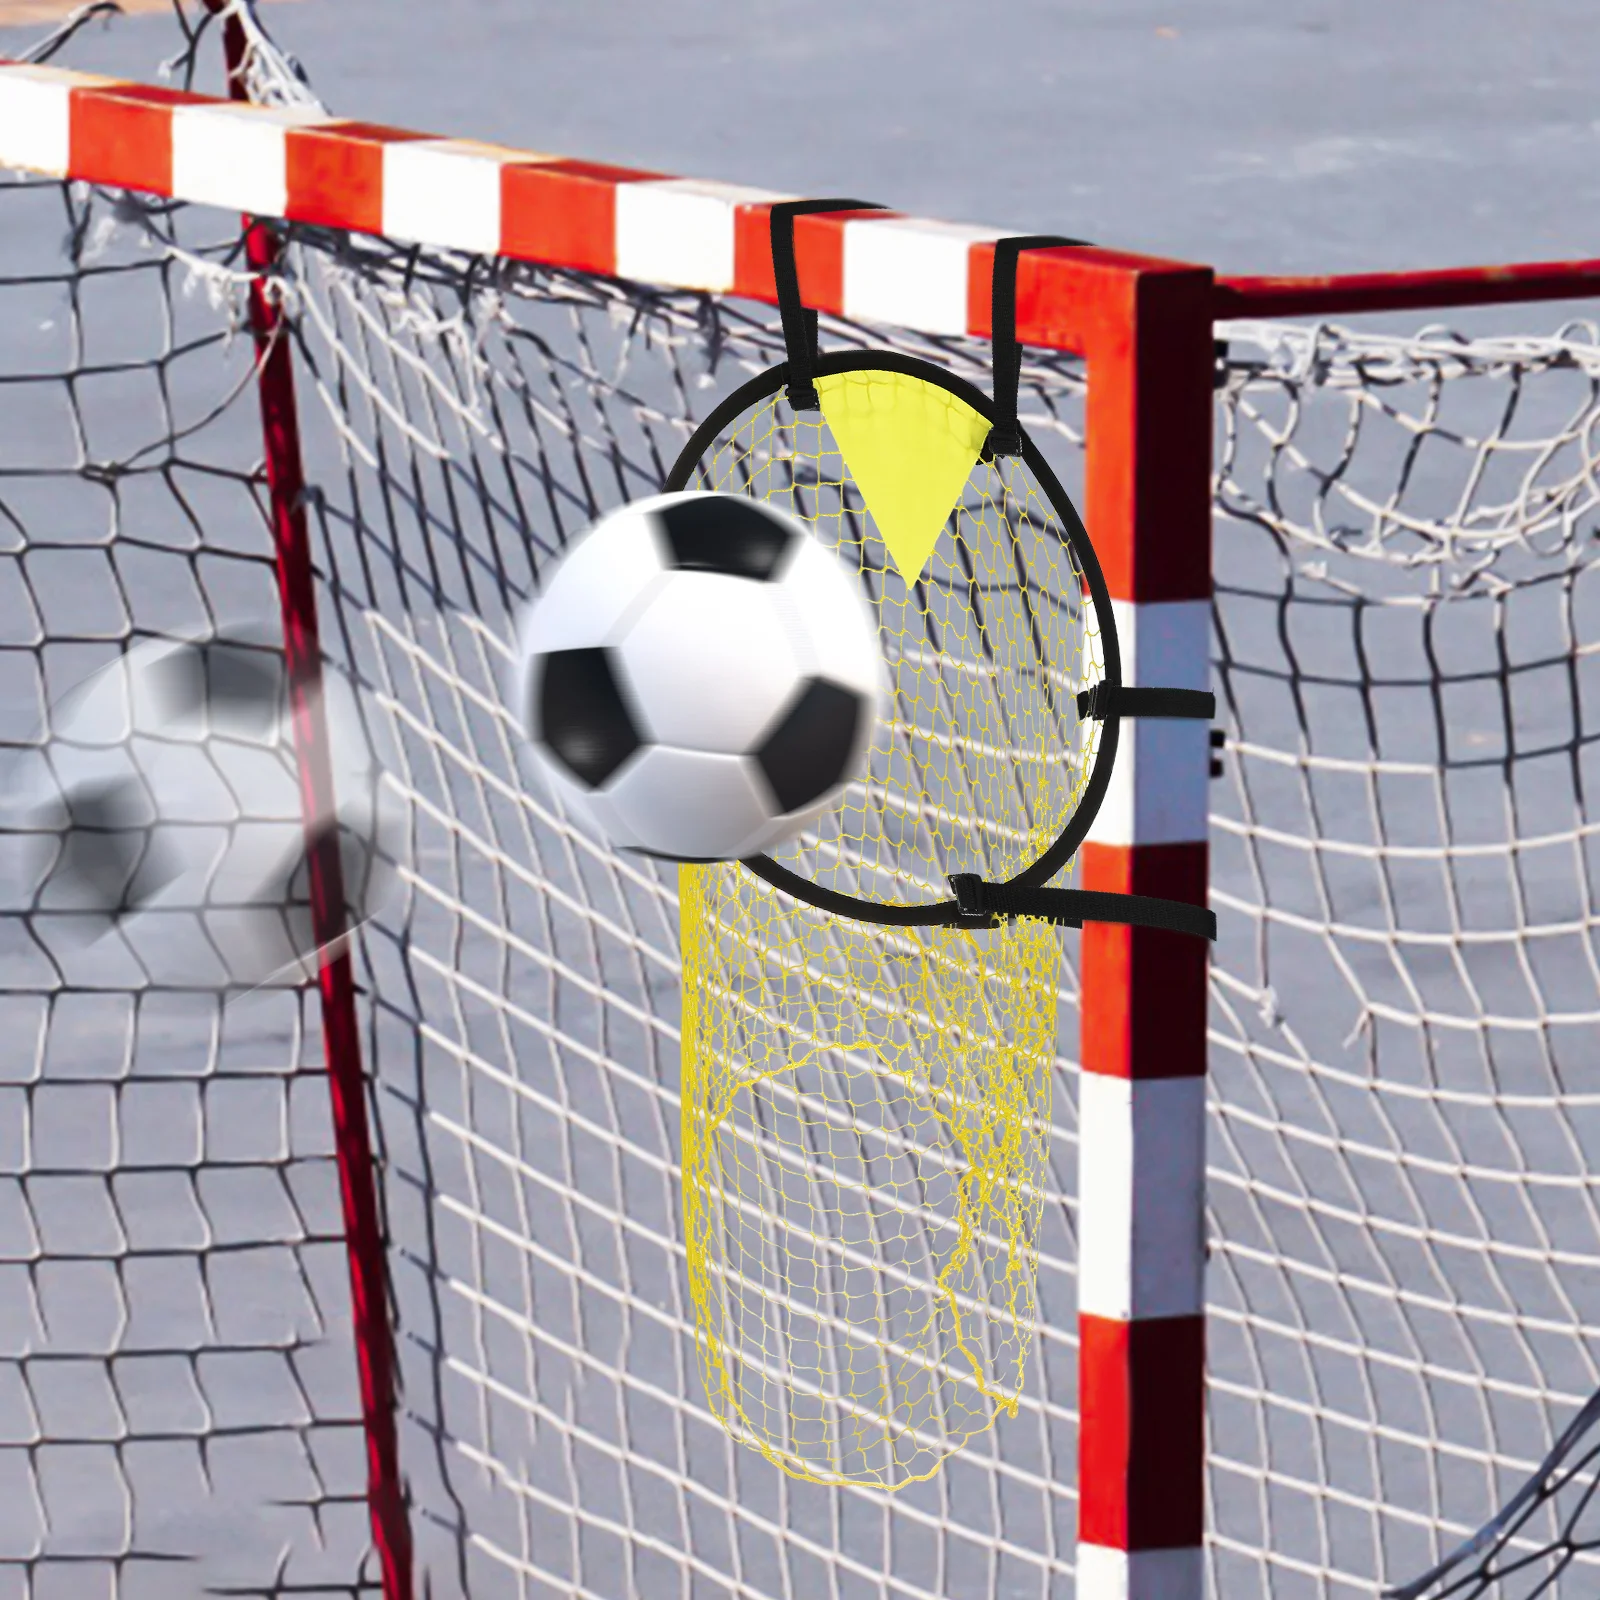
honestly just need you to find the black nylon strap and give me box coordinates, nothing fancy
[984,234,1088,460]
[1076,683,1216,721]
[739,856,1214,941]
[769,199,885,411]
[950,873,1216,941]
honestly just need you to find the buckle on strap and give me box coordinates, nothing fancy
[947,873,996,926]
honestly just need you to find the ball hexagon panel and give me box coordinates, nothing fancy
[270,811,396,967]
[773,534,889,702]
[40,776,179,917]
[617,573,801,755]
[537,756,639,852]
[145,640,284,740]
[603,745,778,861]
[755,678,870,815]
[534,647,643,788]
[522,509,669,654]
[652,492,798,580]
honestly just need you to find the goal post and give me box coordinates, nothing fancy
[207,2,413,1590]
[3,5,1600,1597]
[1036,260,1214,1594]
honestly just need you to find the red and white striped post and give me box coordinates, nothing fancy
[1060,256,1215,1597]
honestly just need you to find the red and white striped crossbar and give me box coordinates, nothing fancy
[2,62,1592,327]
[0,59,1218,350]
[0,56,1219,1598]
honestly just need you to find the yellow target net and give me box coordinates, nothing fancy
[678,364,1102,1487]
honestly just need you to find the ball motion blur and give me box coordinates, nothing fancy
[17,630,404,989]
[515,491,886,861]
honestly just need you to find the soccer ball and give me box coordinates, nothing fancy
[13,629,405,990]
[513,491,887,861]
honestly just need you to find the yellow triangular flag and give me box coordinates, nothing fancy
[817,369,989,583]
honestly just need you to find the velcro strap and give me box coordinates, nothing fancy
[947,874,1215,941]
[1076,683,1215,722]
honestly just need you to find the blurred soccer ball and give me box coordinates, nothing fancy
[513,490,887,861]
[16,630,405,989]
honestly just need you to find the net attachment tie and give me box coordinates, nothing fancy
[741,854,1213,940]
[770,199,888,411]
[947,873,1216,941]
[982,235,1089,461]
[1077,682,1216,721]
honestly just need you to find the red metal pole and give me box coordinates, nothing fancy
[1216,255,1600,318]
[211,10,413,1595]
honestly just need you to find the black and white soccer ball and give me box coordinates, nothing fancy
[514,491,887,861]
[14,630,405,989]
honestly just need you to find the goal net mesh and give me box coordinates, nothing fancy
[0,4,1599,1596]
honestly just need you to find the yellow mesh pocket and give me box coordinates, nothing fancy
[682,867,1056,1488]
[675,359,1094,1485]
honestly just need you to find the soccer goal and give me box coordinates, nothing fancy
[2,2,1599,1596]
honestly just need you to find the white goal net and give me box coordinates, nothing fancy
[1,5,1599,1597]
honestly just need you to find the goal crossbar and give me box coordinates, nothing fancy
[3,60,1595,332]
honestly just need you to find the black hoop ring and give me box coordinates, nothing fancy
[664,348,1123,928]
